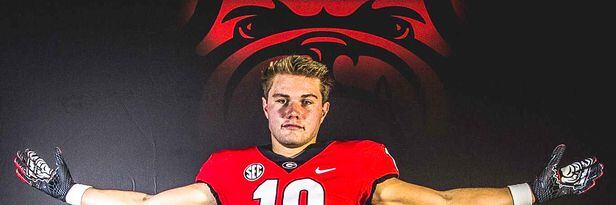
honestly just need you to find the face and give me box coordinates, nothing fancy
[262,74,330,149]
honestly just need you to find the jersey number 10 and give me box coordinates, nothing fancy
[253,178,325,205]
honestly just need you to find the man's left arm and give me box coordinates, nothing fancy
[371,144,604,205]
[372,177,514,205]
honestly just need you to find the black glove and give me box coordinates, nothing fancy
[13,147,75,202]
[532,144,604,203]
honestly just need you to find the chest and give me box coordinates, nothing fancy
[217,153,373,205]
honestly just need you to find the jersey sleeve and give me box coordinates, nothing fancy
[359,140,400,203]
[364,140,399,179]
[195,152,226,203]
[195,153,217,183]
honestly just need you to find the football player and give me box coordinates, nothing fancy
[14,55,604,205]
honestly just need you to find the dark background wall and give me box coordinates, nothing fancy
[1,1,613,204]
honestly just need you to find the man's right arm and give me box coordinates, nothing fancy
[14,147,217,205]
[81,182,216,205]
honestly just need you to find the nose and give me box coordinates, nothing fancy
[284,102,304,119]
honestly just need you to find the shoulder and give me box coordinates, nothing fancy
[330,139,388,150]
[206,146,259,162]
[326,139,391,158]
[197,145,261,175]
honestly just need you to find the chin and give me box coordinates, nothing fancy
[275,135,311,148]
[278,139,306,148]
[280,142,304,148]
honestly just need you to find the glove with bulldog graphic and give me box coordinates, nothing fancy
[14,147,92,205]
[531,144,604,203]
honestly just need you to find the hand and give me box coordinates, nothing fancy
[532,144,604,203]
[13,147,75,202]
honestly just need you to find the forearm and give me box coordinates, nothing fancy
[441,187,513,205]
[82,188,151,205]
[81,183,215,205]
[373,178,528,205]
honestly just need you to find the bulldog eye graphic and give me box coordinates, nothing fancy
[238,21,255,39]
[392,18,412,40]
[375,6,425,41]
[223,6,270,40]
[220,1,427,43]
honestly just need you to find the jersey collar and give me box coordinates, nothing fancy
[257,140,333,172]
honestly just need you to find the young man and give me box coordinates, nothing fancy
[14,55,604,205]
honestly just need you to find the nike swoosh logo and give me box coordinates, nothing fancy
[315,167,336,174]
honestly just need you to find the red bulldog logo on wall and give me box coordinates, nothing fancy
[179,0,464,137]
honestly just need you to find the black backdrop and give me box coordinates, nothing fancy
[1,1,613,204]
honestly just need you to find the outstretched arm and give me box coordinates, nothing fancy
[371,144,604,205]
[14,147,216,205]
[372,178,516,205]
[81,183,215,205]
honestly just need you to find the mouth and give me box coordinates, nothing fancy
[282,123,304,130]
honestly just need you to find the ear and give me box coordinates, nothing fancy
[262,97,269,119]
[320,101,330,123]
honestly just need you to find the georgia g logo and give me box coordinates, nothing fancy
[179,0,465,137]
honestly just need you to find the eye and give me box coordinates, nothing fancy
[373,6,424,41]
[392,17,412,40]
[237,20,256,39]
[275,99,287,104]
[222,5,271,40]
[301,99,314,106]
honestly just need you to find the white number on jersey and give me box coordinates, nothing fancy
[253,178,324,205]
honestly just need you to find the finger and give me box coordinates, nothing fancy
[547,144,566,168]
[13,156,31,182]
[15,168,31,185]
[16,150,27,164]
[13,155,38,182]
[579,163,604,194]
[16,150,23,160]
[54,147,72,182]
[579,157,597,168]
[24,148,35,157]
[14,153,40,183]
[55,147,66,167]
[17,150,37,171]
[13,157,27,175]
[587,163,604,184]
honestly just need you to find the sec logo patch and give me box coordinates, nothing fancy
[244,163,264,181]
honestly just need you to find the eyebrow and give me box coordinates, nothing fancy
[377,6,425,23]
[271,93,319,99]
[222,5,270,23]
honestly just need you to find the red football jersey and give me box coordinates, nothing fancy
[195,140,399,205]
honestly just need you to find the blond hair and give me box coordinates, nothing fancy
[261,55,334,103]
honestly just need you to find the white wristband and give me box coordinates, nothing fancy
[66,184,93,205]
[508,183,534,205]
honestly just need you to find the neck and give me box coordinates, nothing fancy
[271,138,316,158]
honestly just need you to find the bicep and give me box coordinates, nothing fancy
[371,178,448,205]
[145,182,217,205]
